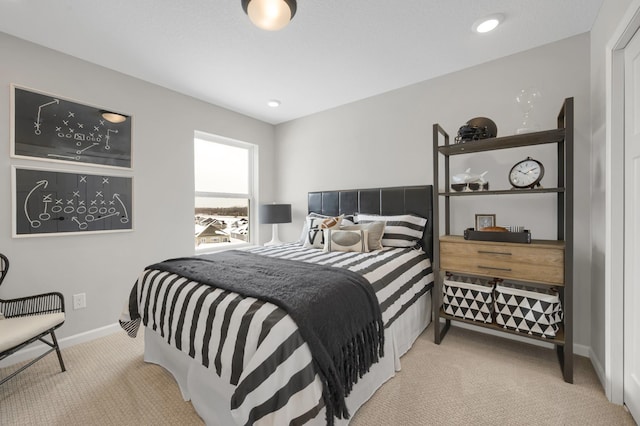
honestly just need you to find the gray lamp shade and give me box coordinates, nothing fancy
[260,204,292,224]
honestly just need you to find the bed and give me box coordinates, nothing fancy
[120,185,434,425]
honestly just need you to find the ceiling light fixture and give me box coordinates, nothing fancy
[100,111,128,123]
[267,100,281,108]
[472,13,504,33]
[241,0,297,31]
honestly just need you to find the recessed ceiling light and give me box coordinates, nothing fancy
[267,100,281,108]
[472,14,504,33]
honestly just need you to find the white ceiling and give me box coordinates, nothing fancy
[0,0,603,124]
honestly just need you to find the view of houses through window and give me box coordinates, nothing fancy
[194,132,255,250]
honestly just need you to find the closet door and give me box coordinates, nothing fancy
[623,25,640,422]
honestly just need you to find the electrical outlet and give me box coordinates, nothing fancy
[73,293,86,310]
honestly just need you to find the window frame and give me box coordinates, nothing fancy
[194,131,257,253]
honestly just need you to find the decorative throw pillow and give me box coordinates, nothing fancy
[323,229,369,253]
[298,212,354,243]
[341,215,356,226]
[303,215,343,249]
[340,221,385,251]
[357,213,427,248]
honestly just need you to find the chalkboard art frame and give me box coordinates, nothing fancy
[10,84,132,169]
[12,166,134,237]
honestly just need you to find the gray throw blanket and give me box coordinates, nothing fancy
[146,250,384,424]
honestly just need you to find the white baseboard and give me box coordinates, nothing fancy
[589,347,607,393]
[0,322,121,368]
[574,342,590,358]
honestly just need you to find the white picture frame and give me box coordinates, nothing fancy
[475,214,496,230]
[12,166,134,237]
[11,84,133,169]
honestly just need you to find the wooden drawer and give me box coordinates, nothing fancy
[440,236,564,285]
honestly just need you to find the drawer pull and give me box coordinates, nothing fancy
[478,265,512,272]
[477,250,512,256]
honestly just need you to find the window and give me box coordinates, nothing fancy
[194,132,256,250]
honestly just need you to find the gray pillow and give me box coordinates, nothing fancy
[341,221,385,250]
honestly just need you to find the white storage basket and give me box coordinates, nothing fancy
[442,275,494,323]
[494,283,563,338]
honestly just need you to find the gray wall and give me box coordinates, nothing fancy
[0,32,276,340]
[275,34,593,350]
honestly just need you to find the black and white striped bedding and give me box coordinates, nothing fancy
[120,244,433,425]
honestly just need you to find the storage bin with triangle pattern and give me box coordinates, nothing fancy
[494,283,563,338]
[442,274,494,323]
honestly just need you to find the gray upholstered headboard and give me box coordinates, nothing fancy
[307,185,434,259]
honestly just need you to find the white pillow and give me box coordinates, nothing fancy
[302,215,343,249]
[357,213,427,248]
[298,213,354,243]
[323,229,369,253]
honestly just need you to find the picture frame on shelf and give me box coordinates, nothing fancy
[475,213,496,230]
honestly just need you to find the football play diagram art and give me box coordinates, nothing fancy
[13,168,133,236]
[12,85,132,168]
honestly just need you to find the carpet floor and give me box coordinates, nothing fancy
[0,324,635,425]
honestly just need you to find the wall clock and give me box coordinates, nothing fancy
[508,156,544,189]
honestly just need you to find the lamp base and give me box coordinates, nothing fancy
[264,237,285,247]
[264,223,285,246]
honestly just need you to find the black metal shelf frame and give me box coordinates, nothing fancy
[431,97,574,383]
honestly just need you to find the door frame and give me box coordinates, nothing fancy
[606,0,640,405]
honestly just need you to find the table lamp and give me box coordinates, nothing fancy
[260,203,291,246]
